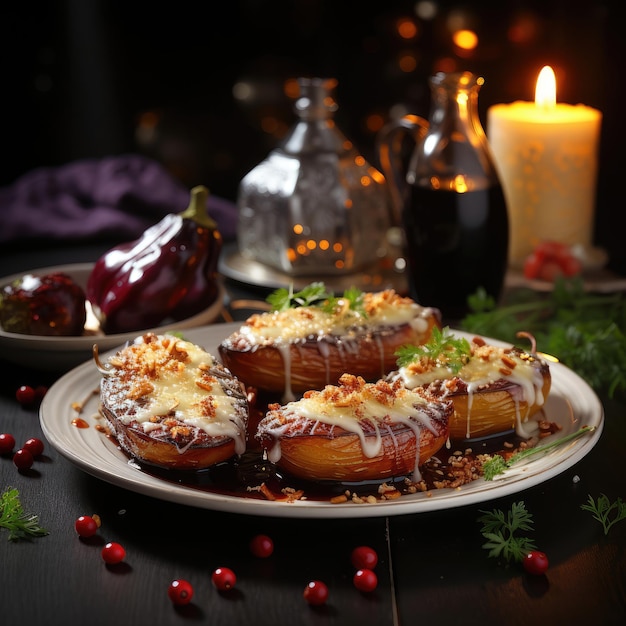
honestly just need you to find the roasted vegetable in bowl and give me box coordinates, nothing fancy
[0,272,87,336]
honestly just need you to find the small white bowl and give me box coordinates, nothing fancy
[0,263,225,371]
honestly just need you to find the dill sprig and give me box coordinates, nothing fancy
[0,487,48,541]
[482,426,596,481]
[395,326,471,373]
[581,493,626,535]
[461,279,626,398]
[477,501,537,562]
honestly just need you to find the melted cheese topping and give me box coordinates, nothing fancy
[234,290,434,345]
[103,334,246,454]
[258,374,450,480]
[389,339,547,439]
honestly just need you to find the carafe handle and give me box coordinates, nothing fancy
[376,114,429,227]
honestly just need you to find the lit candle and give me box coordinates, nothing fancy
[487,66,602,267]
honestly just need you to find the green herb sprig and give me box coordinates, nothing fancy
[461,279,626,398]
[322,286,366,316]
[395,326,471,373]
[0,487,48,541]
[266,282,365,315]
[477,501,536,562]
[581,493,626,535]
[266,282,330,311]
[482,426,595,481]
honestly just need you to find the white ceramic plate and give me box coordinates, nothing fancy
[0,263,225,371]
[39,323,604,519]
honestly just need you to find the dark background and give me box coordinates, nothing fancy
[2,0,624,271]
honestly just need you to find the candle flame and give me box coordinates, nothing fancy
[535,66,556,109]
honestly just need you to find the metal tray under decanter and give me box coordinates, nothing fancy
[218,243,409,294]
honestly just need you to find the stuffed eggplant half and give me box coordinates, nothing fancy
[219,286,441,402]
[94,333,249,470]
[255,373,452,483]
[388,328,551,441]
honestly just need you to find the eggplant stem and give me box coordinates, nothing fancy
[179,185,218,230]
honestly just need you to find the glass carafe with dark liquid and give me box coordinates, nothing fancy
[378,72,509,322]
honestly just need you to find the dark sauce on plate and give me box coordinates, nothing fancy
[126,430,524,504]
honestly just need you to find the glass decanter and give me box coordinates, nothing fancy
[237,77,390,276]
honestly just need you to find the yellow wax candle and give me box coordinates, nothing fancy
[487,66,602,267]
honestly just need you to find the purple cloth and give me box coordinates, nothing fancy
[0,155,238,243]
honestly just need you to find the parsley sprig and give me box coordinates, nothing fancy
[266,282,365,315]
[322,286,366,315]
[266,282,331,311]
[477,501,536,562]
[581,493,626,535]
[482,426,596,481]
[0,487,48,541]
[461,279,626,398]
[395,326,471,373]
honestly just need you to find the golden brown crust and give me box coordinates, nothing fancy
[269,423,448,482]
[219,310,440,395]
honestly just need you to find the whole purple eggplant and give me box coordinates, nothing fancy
[87,186,222,334]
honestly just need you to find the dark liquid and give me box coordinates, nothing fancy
[135,432,522,503]
[403,185,509,323]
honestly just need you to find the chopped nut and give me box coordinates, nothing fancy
[500,355,518,370]
[258,483,276,501]
[381,489,401,500]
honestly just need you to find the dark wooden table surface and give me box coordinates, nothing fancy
[1,242,624,626]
